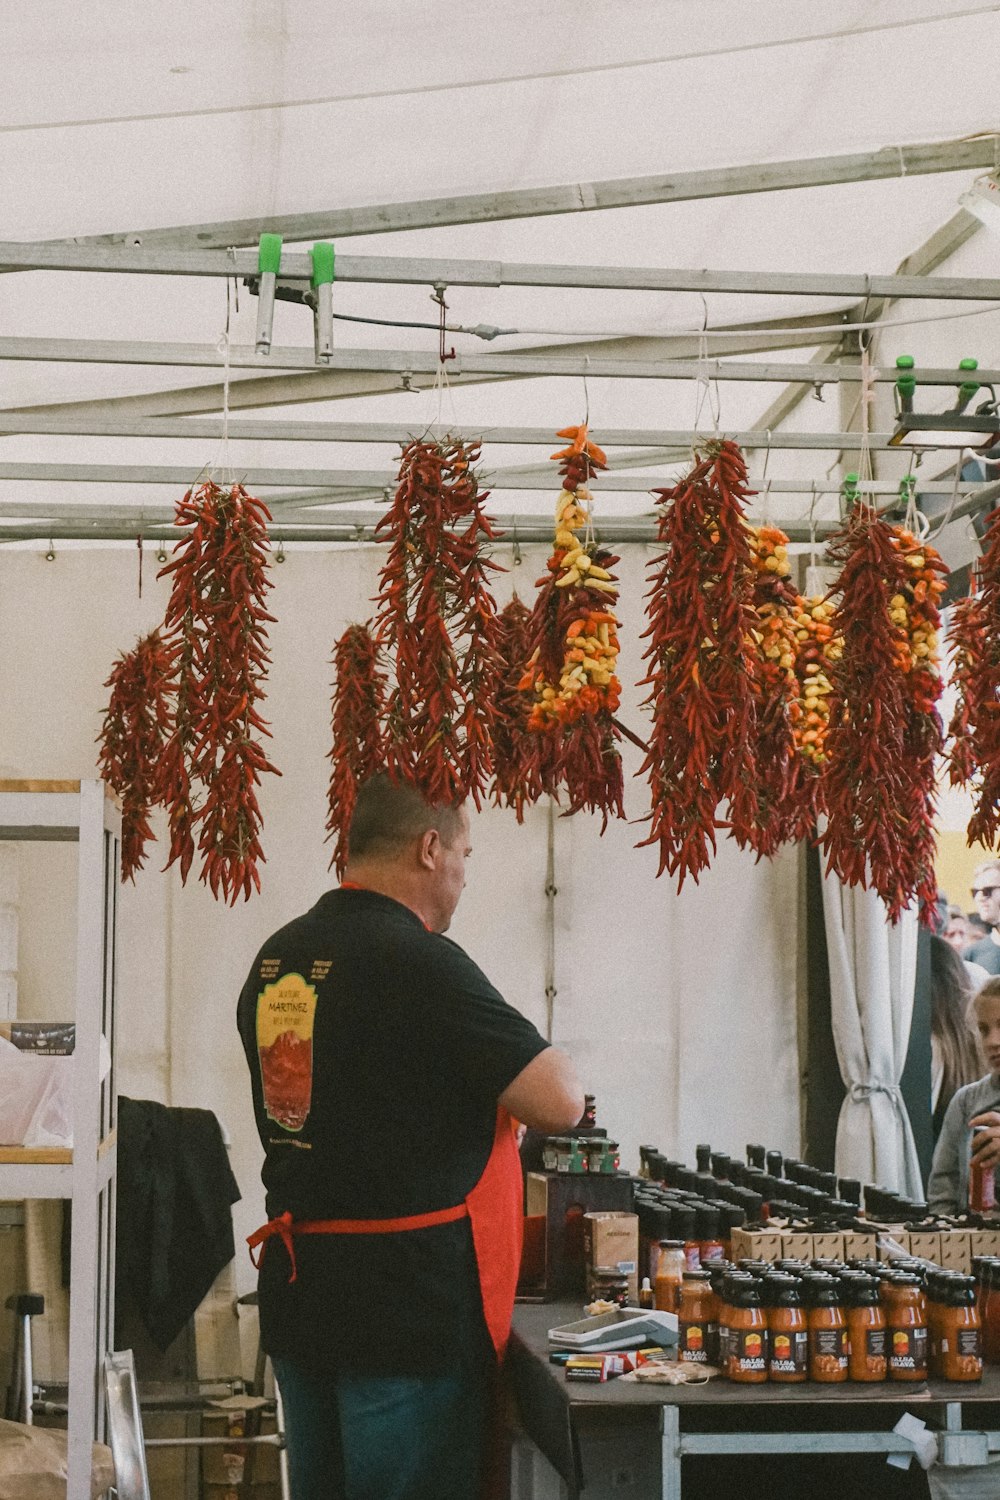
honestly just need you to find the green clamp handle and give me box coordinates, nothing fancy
[311,242,336,289]
[895,354,916,400]
[895,355,915,369]
[842,471,860,502]
[257,233,283,277]
[959,356,980,400]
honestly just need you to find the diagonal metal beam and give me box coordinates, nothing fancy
[752,207,983,434]
[39,138,999,251]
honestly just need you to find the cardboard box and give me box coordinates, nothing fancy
[583,1212,639,1303]
[811,1233,845,1261]
[972,1228,1000,1260]
[907,1231,942,1265]
[525,1171,634,1297]
[730,1228,783,1263]
[939,1229,973,1274]
[782,1232,815,1261]
[842,1230,879,1262]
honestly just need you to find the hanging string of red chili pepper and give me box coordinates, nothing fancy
[520,425,625,828]
[638,438,760,884]
[820,508,945,920]
[743,525,805,858]
[373,437,504,806]
[97,630,176,882]
[490,596,552,820]
[326,622,389,875]
[156,480,281,903]
[948,506,1000,846]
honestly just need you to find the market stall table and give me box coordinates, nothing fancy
[508,1301,1000,1499]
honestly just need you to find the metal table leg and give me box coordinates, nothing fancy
[660,1406,682,1500]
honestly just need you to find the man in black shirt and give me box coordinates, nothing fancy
[238,775,584,1500]
[965,861,1000,976]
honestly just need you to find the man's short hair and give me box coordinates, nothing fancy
[972,858,1000,884]
[346,773,464,862]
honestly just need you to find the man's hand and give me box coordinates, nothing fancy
[970,1111,1000,1169]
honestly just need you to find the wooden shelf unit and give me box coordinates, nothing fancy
[0,780,120,1500]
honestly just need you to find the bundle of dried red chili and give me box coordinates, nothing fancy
[490,596,551,820]
[520,425,625,828]
[638,439,759,883]
[821,509,945,919]
[326,623,388,874]
[97,630,176,881]
[948,506,1000,845]
[373,437,504,806]
[157,481,280,903]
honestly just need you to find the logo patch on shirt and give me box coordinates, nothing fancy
[256,973,318,1133]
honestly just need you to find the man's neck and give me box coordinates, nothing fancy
[340,866,436,932]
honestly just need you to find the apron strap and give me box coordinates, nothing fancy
[248,1202,470,1283]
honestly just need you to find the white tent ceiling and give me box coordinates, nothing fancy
[2,0,1000,540]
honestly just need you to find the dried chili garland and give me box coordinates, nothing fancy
[97,630,175,881]
[948,506,1000,845]
[520,425,625,827]
[157,481,280,903]
[638,439,759,883]
[326,623,388,875]
[374,437,504,806]
[743,525,804,857]
[490,596,550,820]
[821,509,945,919]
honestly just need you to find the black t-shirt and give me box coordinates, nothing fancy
[236,888,548,1373]
[963,937,1000,975]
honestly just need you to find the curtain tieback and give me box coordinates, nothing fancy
[848,1081,902,1104]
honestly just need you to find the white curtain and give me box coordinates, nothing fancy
[820,871,924,1199]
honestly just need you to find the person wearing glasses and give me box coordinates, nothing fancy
[964,861,1000,976]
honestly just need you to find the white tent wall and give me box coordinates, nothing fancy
[0,541,799,1311]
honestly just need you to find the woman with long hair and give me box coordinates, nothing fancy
[930,934,984,1141]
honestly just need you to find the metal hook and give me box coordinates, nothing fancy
[275,538,286,564]
[511,519,522,567]
[45,539,55,561]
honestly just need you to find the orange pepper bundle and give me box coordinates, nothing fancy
[638,439,760,883]
[742,525,804,857]
[325,623,388,876]
[97,629,176,882]
[520,425,625,827]
[791,598,838,773]
[947,506,1000,846]
[490,597,553,820]
[821,508,944,921]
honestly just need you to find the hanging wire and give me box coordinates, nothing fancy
[543,797,557,1043]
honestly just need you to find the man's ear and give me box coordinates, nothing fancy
[417,828,440,871]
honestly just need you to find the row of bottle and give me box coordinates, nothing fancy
[647,1255,983,1383]
[638,1141,930,1225]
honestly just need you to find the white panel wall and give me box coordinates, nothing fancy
[0,540,800,1284]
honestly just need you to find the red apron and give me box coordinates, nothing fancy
[247,1104,523,1359]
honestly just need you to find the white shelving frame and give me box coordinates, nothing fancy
[0,779,120,1500]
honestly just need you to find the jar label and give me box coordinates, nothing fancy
[957,1328,982,1358]
[770,1329,808,1375]
[866,1328,887,1359]
[701,1245,724,1262]
[684,1245,701,1271]
[731,1327,767,1374]
[678,1321,708,1363]
[717,1323,730,1368]
[889,1326,928,1372]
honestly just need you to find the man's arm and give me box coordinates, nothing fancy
[499,1047,585,1134]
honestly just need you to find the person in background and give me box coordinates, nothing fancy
[929,935,984,1142]
[928,977,1000,1213]
[944,905,972,953]
[237,774,585,1500]
[967,912,991,943]
[964,861,1000,975]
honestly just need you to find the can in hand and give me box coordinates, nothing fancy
[969,1125,997,1213]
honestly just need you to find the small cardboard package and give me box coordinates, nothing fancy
[582,1212,639,1303]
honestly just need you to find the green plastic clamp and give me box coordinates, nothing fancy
[895,354,916,401]
[257,233,283,276]
[311,242,336,289]
[959,356,980,401]
[842,471,860,503]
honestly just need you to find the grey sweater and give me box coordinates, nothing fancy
[927,1072,1000,1214]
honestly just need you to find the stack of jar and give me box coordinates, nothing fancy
[665,1256,984,1384]
[637,1141,865,1227]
